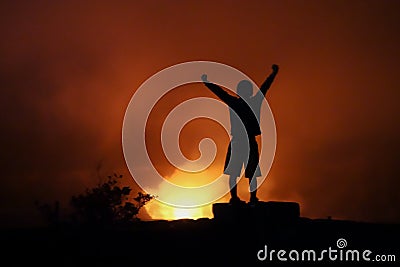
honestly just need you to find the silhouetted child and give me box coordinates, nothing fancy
[201,64,279,205]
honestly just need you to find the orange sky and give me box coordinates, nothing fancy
[1,1,400,226]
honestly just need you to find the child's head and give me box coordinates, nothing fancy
[237,80,253,99]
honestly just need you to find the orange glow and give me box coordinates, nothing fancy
[173,207,202,220]
[144,166,221,220]
[145,200,212,220]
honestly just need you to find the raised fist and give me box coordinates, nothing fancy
[272,64,279,72]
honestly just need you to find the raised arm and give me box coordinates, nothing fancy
[259,64,279,96]
[201,74,236,104]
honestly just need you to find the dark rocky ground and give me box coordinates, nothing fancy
[1,203,399,267]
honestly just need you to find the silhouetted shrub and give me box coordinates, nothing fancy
[37,173,154,227]
[35,200,60,226]
[70,173,154,226]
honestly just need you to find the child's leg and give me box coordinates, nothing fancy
[246,136,260,202]
[229,174,238,198]
[225,139,242,200]
[249,177,258,200]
